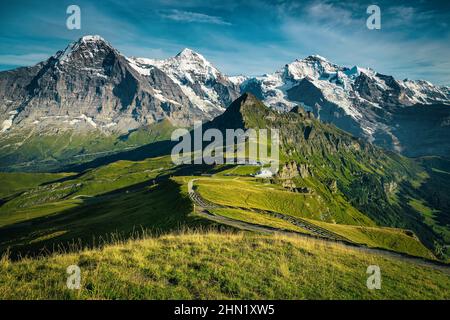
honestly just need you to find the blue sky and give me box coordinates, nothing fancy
[0,0,449,84]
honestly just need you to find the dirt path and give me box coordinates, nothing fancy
[188,179,450,275]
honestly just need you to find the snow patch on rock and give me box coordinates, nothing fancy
[1,110,19,132]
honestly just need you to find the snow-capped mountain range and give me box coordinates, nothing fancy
[238,55,450,156]
[0,35,449,157]
[0,35,238,134]
[239,54,449,121]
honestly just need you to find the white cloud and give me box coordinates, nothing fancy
[306,1,356,26]
[160,9,231,25]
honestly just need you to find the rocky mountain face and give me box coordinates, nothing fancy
[128,48,240,116]
[237,55,450,157]
[0,36,240,135]
[0,36,241,170]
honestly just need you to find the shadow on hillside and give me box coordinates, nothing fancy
[0,177,212,260]
[59,139,176,173]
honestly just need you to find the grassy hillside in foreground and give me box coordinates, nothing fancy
[0,232,448,300]
[0,177,212,257]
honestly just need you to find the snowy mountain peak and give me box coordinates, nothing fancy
[173,48,216,73]
[80,35,106,43]
[55,35,115,64]
[157,48,220,83]
[282,55,340,81]
[176,48,203,59]
[74,35,114,51]
[305,54,329,62]
[128,47,239,115]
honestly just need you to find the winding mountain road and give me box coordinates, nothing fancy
[188,178,450,275]
[188,178,350,241]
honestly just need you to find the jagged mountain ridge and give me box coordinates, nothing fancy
[238,55,450,111]
[0,35,239,135]
[0,36,200,132]
[238,55,450,157]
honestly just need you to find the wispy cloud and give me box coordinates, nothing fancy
[160,9,231,25]
[305,1,357,26]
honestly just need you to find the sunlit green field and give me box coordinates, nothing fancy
[195,178,374,226]
[194,178,434,259]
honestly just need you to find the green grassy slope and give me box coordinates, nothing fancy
[194,177,433,259]
[0,177,211,257]
[307,219,434,259]
[0,159,222,257]
[0,156,175,226]
[0,168,435,260]
[209,207,315,235]
[0,232,448,300]
[0,172,73,198]
[195,178,374,226]
[414,157,450,245]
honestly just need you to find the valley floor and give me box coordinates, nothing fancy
[0,231,448,300]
